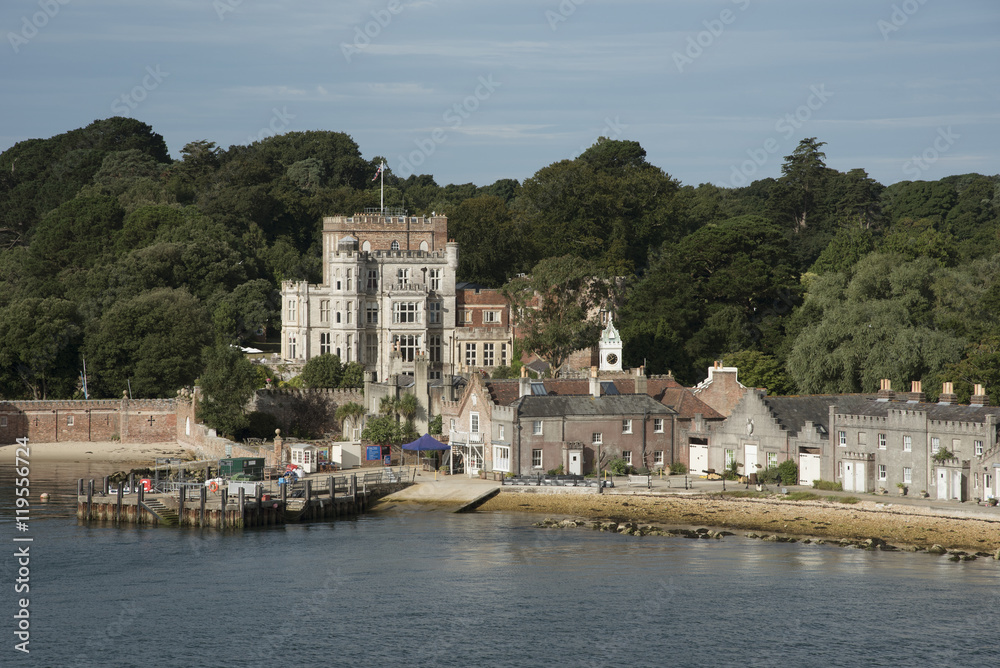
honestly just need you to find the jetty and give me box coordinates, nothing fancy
[76,468,416,528]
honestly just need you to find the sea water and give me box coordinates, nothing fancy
[1,461,997,667]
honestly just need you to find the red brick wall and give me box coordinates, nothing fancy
[0,399,178,445]
[325,214,448,251]
[456,288,510,328]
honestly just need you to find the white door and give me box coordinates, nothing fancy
[569,450,582,476]
[744,444,758,479]
[843,461,855,492]
[799,454,820,486]
[855,461,866,493]
[951,470,962,500]
[690,445,708,475]
[937,468,948,500]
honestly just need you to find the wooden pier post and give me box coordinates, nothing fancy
[86,479,94,520]
[220,489,227,529]
[116,485,123,522]
[137,484,144,523]
[102,476,109,495]
[200,486,206,527]
[238,487,245,528]
[128,473,135,493]
[78,478,84,496]
[328,476,334,502]
[179,486,186,527]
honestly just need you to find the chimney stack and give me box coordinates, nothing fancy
[971,383,989,407]
[590,366,600,399]
[519,366,530,398]
[634,365,648,396]
[876,378,894,401]
[938,382,957,405]
[907,380,926,403]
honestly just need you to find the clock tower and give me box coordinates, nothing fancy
[598,316,623,372]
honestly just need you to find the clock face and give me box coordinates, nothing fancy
[606,353,618,365]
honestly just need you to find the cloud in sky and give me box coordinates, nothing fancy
[1,0,998,187]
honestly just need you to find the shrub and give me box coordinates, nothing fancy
[813,479,843,491]
[785,491,821,501]
[546,464,564,476]
[607,458,631,476]
[669,461,688,475]
[758,466,781,484]
[777,459,798,485]
[834,496,860,504]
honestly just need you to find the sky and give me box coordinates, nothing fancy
[2,0,999,189]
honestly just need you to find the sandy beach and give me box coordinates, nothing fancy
[0,440,190,463]
[479,491,1000,553]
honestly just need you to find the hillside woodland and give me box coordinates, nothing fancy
[2,118,999,405]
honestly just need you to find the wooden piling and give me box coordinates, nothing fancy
[200,486,206,527]
[116,485,123,522]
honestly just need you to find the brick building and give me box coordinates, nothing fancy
[0,398,177,444]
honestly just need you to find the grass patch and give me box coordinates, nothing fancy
[828,496,860,504]
[785,492,822,501]
[722,491,768,499]
[813,480,844,491]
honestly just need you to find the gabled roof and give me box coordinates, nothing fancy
[833,396,1000,423]
[515,394,677,419]
[759,394,853,436]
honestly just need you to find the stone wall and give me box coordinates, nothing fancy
[0,398,176,445]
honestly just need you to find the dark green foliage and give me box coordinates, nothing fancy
[428,414,443,435]
[608,457,631,475]
[198,344,261,438]
[236,411,280,442]
[812,480,843,491]
[669,461,688,475]
[777,459,798,485]
[301,354,343,388]
[0,297,82,399]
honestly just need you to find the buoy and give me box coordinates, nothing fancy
[40,493,50,502]
[209,481,219,493]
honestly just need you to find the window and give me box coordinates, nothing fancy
[346,268,352,286]
[287,299,296,321]
[878,433,887,449]
[366,269,378,290]
[428,302,442,324]
[498,425,505,441]
[396,268,409,285]
[319,300,330,323]
[501,343,507,366]
[320,332,331,355]
[346,334,352,362]
[366,302,378,324]
[903,467,912,484]
[622,450,632,465]
[449,418,456,432]
[483,310,500,323]
[532,449,543,468]
[429,269,441,291]
[903,435,912,452]
[470,412,479,434]
[393,302,419,323]
[533,420,542,436]
[67,415,74,426]
[459,310,473,324]
[494,445,510,472]
[288,334,297,358]
[838,431,846,447]
[428,335,441,363]
[483,343,495,366]
[653,418,664,433]
[336,280,341,290]
[465,343,477,367]
[726,449,736,468]
[365,334,378,365]
[393,334,420,362]
[336,310,341,323]
[346,302,352,324]
[653,451,664,466]
[767,452,778,468]
[622,419,632,434]
[592,432,603,445]
[931,437,940,450]
[975,440,984,456]
[0,416,7,428]
[878,464,887,481]
[390,240,399,251]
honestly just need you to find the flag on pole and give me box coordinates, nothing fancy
[371,162,384,181]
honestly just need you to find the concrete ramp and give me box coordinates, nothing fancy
[373,475,501,512]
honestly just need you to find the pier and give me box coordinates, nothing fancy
[76,468,417,528]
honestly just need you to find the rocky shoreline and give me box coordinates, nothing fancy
[478,491,1000,555]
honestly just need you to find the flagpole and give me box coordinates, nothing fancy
[380,160,385,214]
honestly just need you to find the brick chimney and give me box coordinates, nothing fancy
[938,381,957,405]
[590,366,600,399]
[906,380,926,403]
[634,365,647,396]
[519,366,530,398]
[876,378,894,401]
[971,383,989,407]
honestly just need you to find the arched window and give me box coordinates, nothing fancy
[362,240,371,252]
[419,240,429,251]
[390,240,400,251]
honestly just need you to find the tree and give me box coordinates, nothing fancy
[340,362,365,388]
[776,137,829,232]
[301,354,343,388]
[448,196,526,287]
[198,344,259,438]
[335,401,366,439]
[722,351,795,396]
[502,255,612,377]
[0,298,82,399]
[361,414,405,447]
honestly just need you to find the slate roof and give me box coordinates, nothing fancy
[760,394,851,436]
[834,397,1000,423]
[514,394,677,419]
